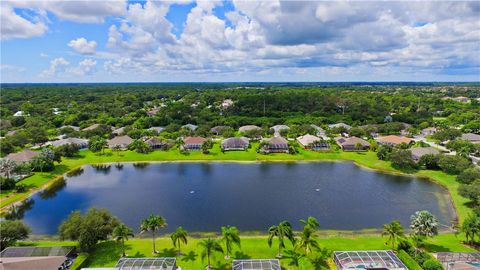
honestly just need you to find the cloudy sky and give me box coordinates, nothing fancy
[1,0,479,82]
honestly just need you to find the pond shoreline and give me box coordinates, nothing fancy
[1,151,463,229]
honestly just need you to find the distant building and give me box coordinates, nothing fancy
[60,125,80,131]
[82,124,102,131]
[148,127,165,134]
[108,135,133,150]
[310,124,327,139]
[262,137,289,153]
[52,108,62,115]
[211,125,230,136]
[112,127,125,135]
[13,111,27,117]
[328,123,352,130]
[376,135,414,146]
[221,99,234,109]
[336,136,370,151]
[221,137,249,151]
[146,108,160,117]
[411,147,441,161]
[239,125,262,133]
[183,136,206,150]
[270,125,289,137]
[461,133,480,144]
[4,149,39,163]
[421,127,437,136]
[182,124,198,131]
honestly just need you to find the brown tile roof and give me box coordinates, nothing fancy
[145,137,164,146]
[336,136,370,147]
[107,135,133,147]
[183,136,206,145]
[377,135,414,145]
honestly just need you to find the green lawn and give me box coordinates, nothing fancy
[21,233,474,270]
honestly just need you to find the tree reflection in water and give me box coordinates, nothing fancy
[5,199,35,220]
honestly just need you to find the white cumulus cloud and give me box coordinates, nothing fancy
[68,38,97,55]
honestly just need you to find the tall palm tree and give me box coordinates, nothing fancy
[171,226,188,255]
[300,216,320,231]
[381,220,404,250]
[298,226,320,254]
[112,224,134,257]
[461,215,480,244]
[221,226,241,259]
[199,238,223,270]
[140,214,167,254]
[268,220,295,258]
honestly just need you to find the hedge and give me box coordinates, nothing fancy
[398,250,423,270]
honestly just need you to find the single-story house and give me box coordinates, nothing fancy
[310,124,327,139]
[4,149,39,163]
[328,123,352,130]
[421,127,437,136]
[183,136,206,150]
[0,246,76,270]
[112,127,125,135]
[221,137,249,151]
[297,134,330,150]
[239,125,262,133]
[262,136,289,153]
[148,126,165,134]
[145,137,166,150]
[211,125,230,135]
[336,136,370,151]
[82,124,102,131]
[411,147,441,161]
[461,133,480,144]
[376,135,414,146]
[107,135,133,150]
[182,124,198,131]
[270,125,289,137]
[50,137,88,149]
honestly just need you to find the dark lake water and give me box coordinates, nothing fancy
[18,162,455,235]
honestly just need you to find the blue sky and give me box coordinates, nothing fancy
[1,0,479,82]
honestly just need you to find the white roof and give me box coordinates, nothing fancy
[297,134,321,146]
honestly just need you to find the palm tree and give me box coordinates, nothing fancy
[140,214,167,254]
[410,210,439,237]
[282,248,305,267]
[300,216,320,231]
[268,221,295,258]
[461,215,480,244]
[221,226,241,259]
[171,227,188,255]
[381,220,404,250]
[112,224,134,257]
[199,238,223,270]
[298,226,320,254]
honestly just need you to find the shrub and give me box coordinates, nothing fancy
[457,167,480,184]
[397,250,422,270]
[422,259,443,270]
[418,154,440,170]
[438,155,472,175]
[0,177,16,190]
[0,220,30,250]
[389,149,417,171]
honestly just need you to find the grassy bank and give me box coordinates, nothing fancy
[21,233,474,270]
[1,144,469,223]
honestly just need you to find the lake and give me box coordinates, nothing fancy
[17,162,456,234]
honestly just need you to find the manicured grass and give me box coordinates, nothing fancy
[22,233,474,270]
[1,144,470,224]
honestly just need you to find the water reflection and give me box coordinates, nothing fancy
[66,167,84,177]
[133,163,150,169]
[5,199,35,220]
[91,164,111,174]
[39,177,66,200]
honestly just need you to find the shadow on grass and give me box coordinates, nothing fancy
[157,247,176,257]
[423,242,457,252]
[83,240,122,267]
[181,250,198,262]
[233,250,251,259]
